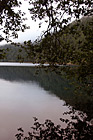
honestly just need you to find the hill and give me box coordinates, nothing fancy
[0,16,92,64]
[0,44,31,62]
[27,15,92,65]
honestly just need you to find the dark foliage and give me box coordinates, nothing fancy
[29,0,93,33]
[15,109,93,140]
[0,0,29,42]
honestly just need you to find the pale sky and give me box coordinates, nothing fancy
[0,0,48,45]
[0,0,78,45]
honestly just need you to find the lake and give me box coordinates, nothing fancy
[0,63,92,140]
[0,63,72,140]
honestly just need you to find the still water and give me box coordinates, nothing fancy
[0,63,73,140]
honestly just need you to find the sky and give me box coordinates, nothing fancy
[0,1,48,45]
[0,0,79,46]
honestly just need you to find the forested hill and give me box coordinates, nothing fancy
[0,44,31,62]
[0,16,92,63]
[29,15,92,65]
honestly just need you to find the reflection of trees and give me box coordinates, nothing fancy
[0,66,93,120]
[59,65,93,120]
[0,66,75,100]
[0,66,92,139]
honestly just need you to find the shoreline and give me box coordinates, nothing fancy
[0,62,78,67]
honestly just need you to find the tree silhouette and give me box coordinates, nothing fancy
[0,0,28,42]
[0,0,92,42]
[29,0,93,34]
[15,109,93,140]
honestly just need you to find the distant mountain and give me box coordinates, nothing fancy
[0,44,31,62]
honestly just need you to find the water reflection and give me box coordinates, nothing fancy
[0,66,92,140]
[0,66,71,140]
[0,66,74,100]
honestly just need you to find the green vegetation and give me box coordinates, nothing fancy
[0,0,93,139]
[25,16,93,66]
[0,16,93,66]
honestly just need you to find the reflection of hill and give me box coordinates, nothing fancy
[0,66,92,119]
[0,66,74,100]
